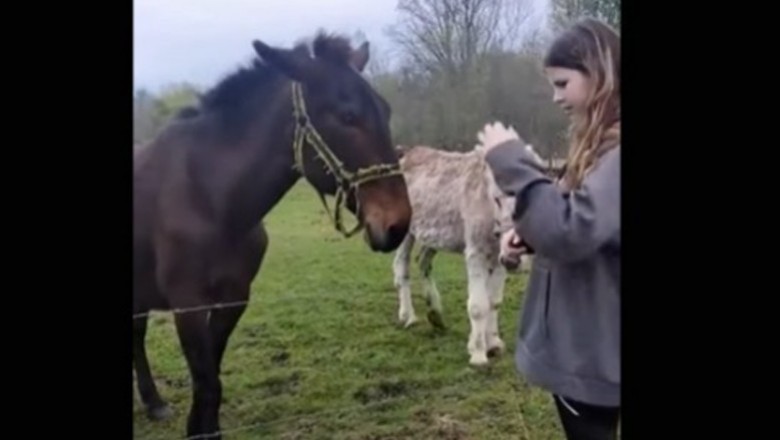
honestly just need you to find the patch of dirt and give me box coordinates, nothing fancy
[271,350,290,365]
[277,418,318,440]
[429,414,469,440]
[353,380,413,404]
[160,376,189,389]
[248,371,302,397]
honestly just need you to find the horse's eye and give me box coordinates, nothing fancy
[341,111,357,126]
[494,197,502,208]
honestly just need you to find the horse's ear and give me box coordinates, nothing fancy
[350,42,370,72]
[252,40,313,82]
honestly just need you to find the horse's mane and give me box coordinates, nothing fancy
[190,32,359,136]
[200,32,357,113]
[311,32,355,66]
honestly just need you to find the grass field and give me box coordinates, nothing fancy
[133,181,563,439]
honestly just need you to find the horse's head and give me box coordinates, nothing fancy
[252,34,411,252]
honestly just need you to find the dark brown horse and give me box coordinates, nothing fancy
[133,32,412,439]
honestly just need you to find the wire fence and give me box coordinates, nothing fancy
[133,301,251,319]
[133,292,533,439]
[132,284,400,320]
[135,373,531,440]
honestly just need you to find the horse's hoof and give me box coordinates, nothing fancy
[147,404,173,421]
[192,433,221,440]
[188,432,221,440]
[426,310,446,330]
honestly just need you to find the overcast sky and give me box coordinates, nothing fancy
[134,0,548,93]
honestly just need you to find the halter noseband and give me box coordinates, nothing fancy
[290,81,402,237]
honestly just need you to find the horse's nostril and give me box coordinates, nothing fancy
[388,224,407,241]
[367,222,408,253]
[385,223,408,248]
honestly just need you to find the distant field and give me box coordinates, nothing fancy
[133,181,563,439]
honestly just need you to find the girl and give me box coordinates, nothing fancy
[478,17,621,440]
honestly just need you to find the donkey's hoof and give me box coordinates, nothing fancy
[469,353,489,367]
[487,339,506,357]
[426,310,446,330]
[147,404,173,421]
[402,315,419,328]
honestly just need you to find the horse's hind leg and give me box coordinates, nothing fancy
[486,263,507,357]
[418,247,445,330]
[133,314,173,420]
[393,234,417,327]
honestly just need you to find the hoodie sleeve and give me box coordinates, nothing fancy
[485,140,620,262]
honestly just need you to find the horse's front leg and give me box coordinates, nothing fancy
[209,280,249,374]
[133,314,173,420]
[174,307,222,439]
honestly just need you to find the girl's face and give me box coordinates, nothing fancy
[545,67,592,119]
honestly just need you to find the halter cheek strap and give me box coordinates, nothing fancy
[290,81,402,237]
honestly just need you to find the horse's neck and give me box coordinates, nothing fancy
[220,88,301,234]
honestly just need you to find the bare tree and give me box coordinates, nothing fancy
[550,0,620,32]
[134,88,157,142]
[386,0,534,76]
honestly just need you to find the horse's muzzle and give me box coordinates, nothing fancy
[365,220,409,252]
[357,176,412,253]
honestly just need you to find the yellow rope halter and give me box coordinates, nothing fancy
[290,81,402,237]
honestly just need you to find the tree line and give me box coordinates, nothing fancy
[134,0,619,160]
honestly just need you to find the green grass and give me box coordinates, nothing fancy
[133,181,563,439]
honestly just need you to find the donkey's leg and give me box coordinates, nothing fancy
[418,247,445,330]
[133,314,173,420]
[465,248,492,366]
[393,234,418,327]
[486,264,507,357]
[521,254,534,273]
[174,308,222,440]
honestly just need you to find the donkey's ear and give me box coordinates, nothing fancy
[252,40,313,82]
[350,41,370,72]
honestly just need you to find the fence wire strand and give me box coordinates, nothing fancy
[133,301,251,320]
[132,286,392,320]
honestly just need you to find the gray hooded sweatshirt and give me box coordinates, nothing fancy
[485,141,620,407]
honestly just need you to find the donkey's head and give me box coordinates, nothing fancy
[252,34,411,252]
[477,140,545,272]
[477,140,546,232]
[473,143,523,240]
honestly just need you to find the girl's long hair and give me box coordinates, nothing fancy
[544,18,620,190]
